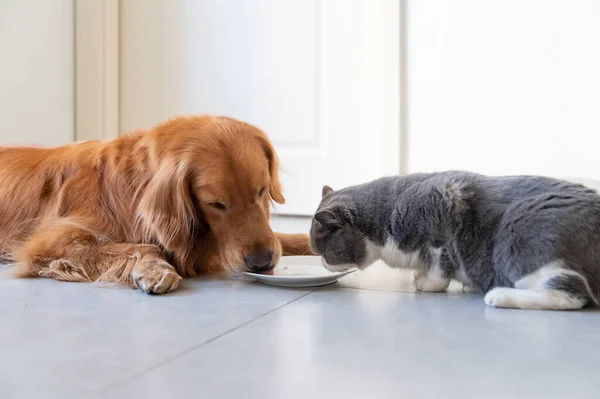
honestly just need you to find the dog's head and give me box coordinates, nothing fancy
[138,116,284,273]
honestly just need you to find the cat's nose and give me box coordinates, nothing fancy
[245,250,274,272]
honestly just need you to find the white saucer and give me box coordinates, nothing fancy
[244,256,357,288]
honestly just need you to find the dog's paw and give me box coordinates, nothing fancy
[39,259,92,282]
[131,261,182,294]
[413,270,449,293]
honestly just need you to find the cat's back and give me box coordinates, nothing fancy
[478,174,598,204]
[416,172,600,229]
[338,171,599,224]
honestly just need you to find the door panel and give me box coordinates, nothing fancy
[121,0,401,215]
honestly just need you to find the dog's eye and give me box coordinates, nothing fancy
[258,186,266,197]
[208,202,227,211]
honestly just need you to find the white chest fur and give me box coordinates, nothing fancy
[374,239,426,270]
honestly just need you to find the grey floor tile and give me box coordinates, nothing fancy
[105,288,600,399]
[0,269,312,399]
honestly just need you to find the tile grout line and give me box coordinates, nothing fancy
[339,285,474,297]
[99,287,320,393]
[335,283,423,294]
[338,285,410,293]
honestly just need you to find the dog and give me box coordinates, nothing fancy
[0,115,312,294]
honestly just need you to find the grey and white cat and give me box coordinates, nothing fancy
[310,171,600,310]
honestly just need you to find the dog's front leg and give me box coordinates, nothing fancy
[11,218,182,294]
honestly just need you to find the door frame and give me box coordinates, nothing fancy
[74,0,120,142]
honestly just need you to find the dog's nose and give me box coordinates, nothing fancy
[245,250,274,272]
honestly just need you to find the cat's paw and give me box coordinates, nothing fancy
[413,269,426,280]
[484,287,516,308]
[462,284,476,293]
[413,270,449,293]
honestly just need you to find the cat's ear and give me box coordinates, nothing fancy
[314,209,342,228]
[315,203,355,229]
[322,185,334,198]
[338,205,356,225]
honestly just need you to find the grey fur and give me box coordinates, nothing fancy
[310,171,600,309]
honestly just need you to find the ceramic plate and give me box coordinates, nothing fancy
[244,256,357,287]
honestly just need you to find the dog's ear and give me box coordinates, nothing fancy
[137,163,198,253]
[322,185,334,198]
[257,134,285,204]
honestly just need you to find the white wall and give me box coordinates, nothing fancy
[0,0,74,146]
[270,215,312,235]
[407,1,600,181]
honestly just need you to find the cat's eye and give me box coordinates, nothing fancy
[258,186,266,197]
[208,202,227,211]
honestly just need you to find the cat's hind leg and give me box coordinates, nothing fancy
[484,262,595,310]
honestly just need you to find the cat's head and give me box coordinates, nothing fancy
[310,185,379,272]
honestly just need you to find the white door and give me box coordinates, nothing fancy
[0,0,74,146]
[120,0,402,215]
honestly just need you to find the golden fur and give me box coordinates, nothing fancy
[0,116,312,294]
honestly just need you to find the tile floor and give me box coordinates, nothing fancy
[2,261,600,399]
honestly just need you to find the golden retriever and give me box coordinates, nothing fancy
[0,116,312,294]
